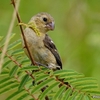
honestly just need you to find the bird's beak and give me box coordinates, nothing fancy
[46,22,55,30]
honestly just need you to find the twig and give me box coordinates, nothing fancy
[11,0,36,66]
[0,47,35,79]
[14,75,38,100]
[5,51,35,79]
[0,0,20,73]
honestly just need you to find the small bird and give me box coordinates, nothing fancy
[21,12,62,70]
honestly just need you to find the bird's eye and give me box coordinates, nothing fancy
[43,17,47,22]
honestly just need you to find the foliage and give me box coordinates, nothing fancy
[0,34,100,100]
[1,0,100,85]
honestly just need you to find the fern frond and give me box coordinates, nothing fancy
[0,34,100,100]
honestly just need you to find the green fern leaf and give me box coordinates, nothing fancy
[62,88,72,100]
[52,85,66,100]
[9,65,19,77]
[39,82,59,100]
[31,78,54,94]
[18,74,30,91]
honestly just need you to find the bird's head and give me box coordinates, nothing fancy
[29,12,55,33]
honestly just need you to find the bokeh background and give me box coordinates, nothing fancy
[0,0,100,99]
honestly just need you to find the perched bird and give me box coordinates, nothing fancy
[21,12,62,70]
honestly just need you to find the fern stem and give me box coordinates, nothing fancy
[5,51,35,79]
[14,75,38,100]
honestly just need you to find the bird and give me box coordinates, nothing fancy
[21,12,62,70]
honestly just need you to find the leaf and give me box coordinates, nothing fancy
[20,65,37,71]
[0,81,16,90]
[0,33,100,100]
[52,85,66,100]
[0,84,18,94]
[9,65,19,77]
[20,59,31,66]
[6,89,25,100]
[88,90,100,95]
[11,48,24,55]
[35,74,49,84]
[62,88,72,100]
[0,70,9,76]
[33,70,46,76]
[0,77,11,85]
[83,95,92,100]
[2,60,12,69]
[54,70,76,75]
[31,78,54,94]
[0,33,16,47]
[54,70,84,81]
[76,93,84,100]
[60,73,84,79]
[68,91,79,100]
[17,93,29,100]
[8,39,21,50]
[39,82,59,100]
[81,85,98,91]
[18,74,30,91]
[70,77,97,85]
[9,33,16,40]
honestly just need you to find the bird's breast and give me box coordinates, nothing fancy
[24,28,44,46]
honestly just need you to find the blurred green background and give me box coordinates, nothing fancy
[0,0,100,97]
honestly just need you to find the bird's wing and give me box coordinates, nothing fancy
[43,34,62,69]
